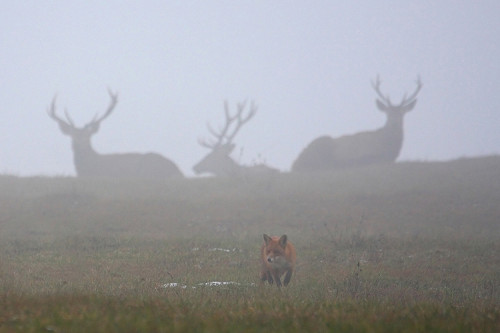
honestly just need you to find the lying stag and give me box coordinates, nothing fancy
[48,90,183,179]
[193,100,278,177]
[292,76,422,172]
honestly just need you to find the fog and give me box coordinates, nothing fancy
[1,2,499,177]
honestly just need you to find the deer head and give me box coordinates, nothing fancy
[193,100,257,176]
[48,89,118,154]
[372,75,422,123]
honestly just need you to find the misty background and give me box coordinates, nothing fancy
[1,2,499,177]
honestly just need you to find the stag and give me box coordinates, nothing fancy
[292,76,422,172]
[193,100,278,177]
[48,90,183,179]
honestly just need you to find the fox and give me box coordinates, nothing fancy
[260,234,296,287]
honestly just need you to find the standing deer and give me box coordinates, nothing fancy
[48,90,183,179]
[193,100,278,177]
[292,76,422,172]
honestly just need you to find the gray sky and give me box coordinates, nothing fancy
[1,1,499,176]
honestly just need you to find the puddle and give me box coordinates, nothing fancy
[160,281,256,289]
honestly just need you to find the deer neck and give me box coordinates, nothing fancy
[71,138,101,173]
[383,112,405,137]
[72,137,98,155]
[378,112,405,158]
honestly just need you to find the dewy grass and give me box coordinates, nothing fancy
[0,236,498,332]
[0,293,497,332]
[0,157,499,331]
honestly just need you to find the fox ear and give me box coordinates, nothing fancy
[263,234,272,245]
[278,235,287,248]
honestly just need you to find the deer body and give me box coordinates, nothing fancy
[72,149,181,179]
[193,101,279,177]
[193,143,278,177]
[292,76,421,172]
[48,90,183,179]
[292,114,404,171]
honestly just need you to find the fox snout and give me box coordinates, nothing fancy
[266,255,288,268]
[267,255,280,263]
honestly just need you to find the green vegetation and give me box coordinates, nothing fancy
[0,157,499,332]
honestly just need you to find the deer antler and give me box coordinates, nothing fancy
[372,75,422,108]
[90,89,118,125]
[399,76,422,106]
[48,89,119,128]
[47,95,72,127]
[199,100,257,149]
[371,75,392,106]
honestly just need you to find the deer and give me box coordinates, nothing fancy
[47,89,183,179]
[193,100,279,177]
[291,76,422,172]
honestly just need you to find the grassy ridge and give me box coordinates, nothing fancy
[1,156,499,240]
[0,156,499,331]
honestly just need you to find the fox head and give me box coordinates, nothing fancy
[263,234,290,268]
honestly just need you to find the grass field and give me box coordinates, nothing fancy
[0,156,499,332]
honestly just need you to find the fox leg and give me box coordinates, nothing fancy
[261,271,273,284]
[283,269,293,286]
[272,272,282,287]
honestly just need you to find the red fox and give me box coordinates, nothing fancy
[260,234,296,287]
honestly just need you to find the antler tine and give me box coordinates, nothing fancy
[400,75,423,106]
[47,95,58,118]
[212,100,246,145]
[237,99,257,123]
[206,121,226,147]
[371,74,392,105]
[209,100,236,146]
[224,99,257,144]
[64,108,75,126]
[91,89,118,125]
[47,95,73,127]
[200,102,232,149]
[224,100,238,123]
[236,99,248,115]
[247,100,258,120]
[371,74,380,89]
[370,74,381,94]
